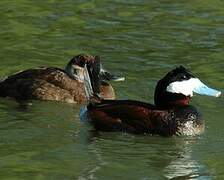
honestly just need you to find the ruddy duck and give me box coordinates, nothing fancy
[0,54,124,103]
[83,66,221,136]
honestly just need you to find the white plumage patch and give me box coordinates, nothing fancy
[166,78,201,97]
[177,120,202,136]
[166,78,221,97]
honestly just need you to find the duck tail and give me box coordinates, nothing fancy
[83,57,102,104]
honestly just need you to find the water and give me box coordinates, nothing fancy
[0,0,223,179]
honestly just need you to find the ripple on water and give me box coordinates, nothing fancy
[0,0,223,179]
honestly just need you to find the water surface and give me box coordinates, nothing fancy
[0,0,223,179]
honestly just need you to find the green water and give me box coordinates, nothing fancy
[0,0,223,179]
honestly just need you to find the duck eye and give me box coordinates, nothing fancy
[182,75,187,79]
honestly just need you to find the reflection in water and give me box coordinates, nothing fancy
[79,106,90,123]
[72,125,106,180]
[164,139,209,179]
[74,126,211,179]
[79,148,106,180]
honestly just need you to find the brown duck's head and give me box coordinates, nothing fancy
[65,54,95,81]
[65,54,125,85]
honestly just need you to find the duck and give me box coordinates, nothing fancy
[82,66,221,136]
[0,54,124,103]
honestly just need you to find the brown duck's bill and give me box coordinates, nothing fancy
[100,70,125,82]
[94,56,125,82]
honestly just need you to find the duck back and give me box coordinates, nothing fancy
[0,67,88,103]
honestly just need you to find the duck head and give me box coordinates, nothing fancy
[65,54,125,83]
[154,66,221,108]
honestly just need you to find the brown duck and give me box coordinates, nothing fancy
[0,54,124,103]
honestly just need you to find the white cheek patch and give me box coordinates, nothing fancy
[166,78,202,97]
[166,78,221,97]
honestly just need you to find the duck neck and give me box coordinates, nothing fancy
[167,95,190,107]
[155,92,191,109]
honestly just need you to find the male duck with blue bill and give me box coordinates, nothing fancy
[82,65,221,136]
